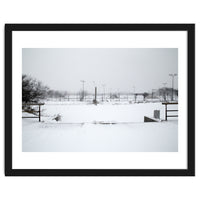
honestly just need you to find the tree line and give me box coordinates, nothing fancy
[22,74,178,103]
[22,74,67,103]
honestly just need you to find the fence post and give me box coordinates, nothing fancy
[39,105,41,122]
[165,104,167,121]
[162,102,178,121]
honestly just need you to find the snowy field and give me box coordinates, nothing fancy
[22,102,178,152]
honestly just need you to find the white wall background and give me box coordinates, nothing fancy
[0,1,199,200]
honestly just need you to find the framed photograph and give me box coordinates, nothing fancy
[5,24,195,176]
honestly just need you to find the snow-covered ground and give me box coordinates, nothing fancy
[22,102,178,152]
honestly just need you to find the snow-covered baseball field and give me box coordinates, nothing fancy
[22,102,178,152]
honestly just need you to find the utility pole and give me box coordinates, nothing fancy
[133,86,135,102]
[169,74,177,101]
[102,84,106,101]
[80,80,85,101]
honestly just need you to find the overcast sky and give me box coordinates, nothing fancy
[22,48,178,93]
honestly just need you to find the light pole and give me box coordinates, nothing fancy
[169,74,177,101]
[80,80,85,101]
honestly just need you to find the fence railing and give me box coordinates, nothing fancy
[162,102,178,121]
[22,103,45,122]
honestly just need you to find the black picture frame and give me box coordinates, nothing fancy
[5,24,195,176]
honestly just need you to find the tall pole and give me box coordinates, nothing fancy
[93,81,96,100]
[80,80,85,101]
[94,86,97,104]
[133,86,135,102]
[169,74,177,101]
[102,84,106,101]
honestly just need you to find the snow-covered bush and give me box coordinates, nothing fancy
[53,114,62,122]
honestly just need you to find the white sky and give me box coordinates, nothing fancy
[22,48,178,93]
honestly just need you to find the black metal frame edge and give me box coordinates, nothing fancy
[4,23,195,31]
[5,24,195,176]
[5,24,13,176]
[5,169,193,176]
[187,25,195,176]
